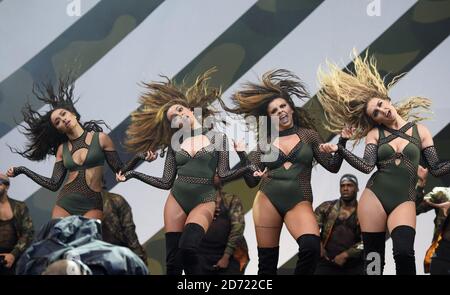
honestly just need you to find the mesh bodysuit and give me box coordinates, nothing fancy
[337,122,450,214]
[239,126,346,217]
[14,131,144,216]
[124,129,255,214]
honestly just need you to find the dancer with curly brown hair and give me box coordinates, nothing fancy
[220,69,350,275]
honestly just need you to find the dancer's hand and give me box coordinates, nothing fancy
[144,151,158,162]
[425,200,450,217]
[233,139,246,152]
[6,167,16,178]
[341,126,355,139]
[253,167,268,178]
[319,143,338,153]
[116,171,127,182]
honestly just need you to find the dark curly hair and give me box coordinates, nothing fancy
[12,76,108,161]
[219,69,315,139]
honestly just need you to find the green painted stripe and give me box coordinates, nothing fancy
[304,0,450,142]
[0,0,164,137]
[104,0,325,197]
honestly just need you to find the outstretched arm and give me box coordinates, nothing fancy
[310,129,347,173]
[100,132,147,173]
[123,148,177,190]
[337,128,378,174]
[8,145,66,191]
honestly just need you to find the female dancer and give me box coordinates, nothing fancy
[220,69,349,274]
[317,51,450,274]
[116,69,255,274]
[7,77,145,220]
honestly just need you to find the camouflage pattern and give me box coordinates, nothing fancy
[416,186,448,243]
[306,0,450,141]
[221,192,250,272]
[221,192,245,255]
[10,0,165,231]
[102,0,325,194]
[0,0,164,136]
[314,199,363,259]
[7,197,34,259]
[101,191,148,263]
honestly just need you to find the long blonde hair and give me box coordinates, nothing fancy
[317,50,431,144]
[125,68,221,153]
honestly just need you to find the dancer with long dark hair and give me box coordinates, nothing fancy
[7,77,145,220]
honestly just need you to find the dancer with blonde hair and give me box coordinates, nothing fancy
[117,69,255,274]
[317,50,450,275]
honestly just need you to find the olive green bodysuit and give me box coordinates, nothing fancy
[14,131,143,216]
[338,122,450,214]
[124,130,254,214]
[241,126,346,217]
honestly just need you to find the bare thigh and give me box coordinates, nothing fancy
[164,194,187,232]
[253,191,283,248]
[357,188,387,232]
[387,201,416,233]
[83,209,103,220]
[185,201,216,232]
[52,205,70,219]
[284,201,319,240]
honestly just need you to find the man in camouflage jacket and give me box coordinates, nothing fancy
[0,173,34,275]
[198,188,249,275]
[101,191,147,263]
[314,174,364,275]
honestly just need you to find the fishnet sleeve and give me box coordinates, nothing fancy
[14,161,67,192]
[104,150,146,173]
[217,134,256,183]
[422,146,450,177]
[124,148,176,190]
[338,143,378,174]
[306,129,346,173]
[238,149,264,188]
